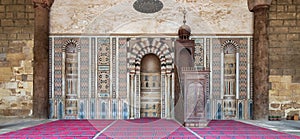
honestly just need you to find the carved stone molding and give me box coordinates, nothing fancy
[33,0,54,9]
[248,0,272,11]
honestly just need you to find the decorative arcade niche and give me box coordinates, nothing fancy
[223,41,238,118]
[64,41,79,119]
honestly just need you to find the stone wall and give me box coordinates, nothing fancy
[269,0,300,81]
[268,0,300,117]
[0,0,34,117]
[269,76,300,117]
[50,0,253,34]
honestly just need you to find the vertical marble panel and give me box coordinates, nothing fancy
[91,38,96,98]
[49,37,53,98]
[112,38,117,98]
[206,38,211,69]
[212,39,221,99]
[80,38,90,98]
[97,38,110,96]
[238,38,249,99]
[118,38,128,98]
[53,38,64,97]
[193,38,204,69]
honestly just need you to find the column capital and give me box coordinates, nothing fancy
[33,0,54,9]
[248,0,272,12]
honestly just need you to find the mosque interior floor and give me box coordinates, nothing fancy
[0,117,299,138]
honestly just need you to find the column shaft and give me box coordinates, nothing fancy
[33,3,51,118]
[252,5,269,120]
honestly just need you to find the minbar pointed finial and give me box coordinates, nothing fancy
[183,8,187,24]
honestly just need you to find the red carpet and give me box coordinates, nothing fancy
[0,119,113,139]
[191,120,300,139]
[97,118,197,139]
[0,119,299,139]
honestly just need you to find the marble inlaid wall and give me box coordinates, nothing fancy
[50,0,253,34]
[49,35,253,120]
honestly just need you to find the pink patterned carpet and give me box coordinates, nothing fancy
[191,120,300,139]
[0,119,299,139]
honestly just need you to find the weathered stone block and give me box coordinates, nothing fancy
[289,27,300,33]
[294,0,300,4]
[27,13,34,19]
[6,53,25,66]
[287,34,299,40]
[284,20,296,26]
[289,83,300,90]
[5,82,17,89]
[1,19,14,27]
[3,27,22,34]
[17,34,30,40]
[0,109,31,116]
[0,13,5,18]
[269,89,279,96]
[292,75,300,83]
[5,12,13,18]
[282,104,292,109]
[0,5,4,11]
[270,56,286,68]
[269,34,279,41]
[272,82,287,91]
[25,5,33,12]
[271,27,289,33]
[277,13,297,20]
[278,90,292,96]
[294,104,300,109]
[22,27,34,34]
[270,69,283,75]
[270,20,283,26]
[10,103,18,107]
[270,103,281,109]
[283,69,296,75]
[1,0,14,4]
[16,75,22,81]
[269,110,284,116]
[0,34,7,40]
[6,5,25,12]
[26,74,33,81]
[276,5,285,12]
[0,74,12,82]
[277,34,287,40]
[0,67,12,74]
[278,0,293,4]
[281,76,292,83]
[0,53,6,61]
[287,5,296,11]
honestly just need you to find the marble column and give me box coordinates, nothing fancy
[33,0,54,118]
[248,0,272,119]
[130,74,135,119]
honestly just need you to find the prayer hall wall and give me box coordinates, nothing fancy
[0,0,34,117]
[268,0,300,118]
[49,0,254,120]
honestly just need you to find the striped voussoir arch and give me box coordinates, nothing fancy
[128,38,174,73]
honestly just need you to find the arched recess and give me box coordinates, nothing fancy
[140,54,161,118]
[221,40,239,119]
[127,38,174,119]
[62,40,80,119]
